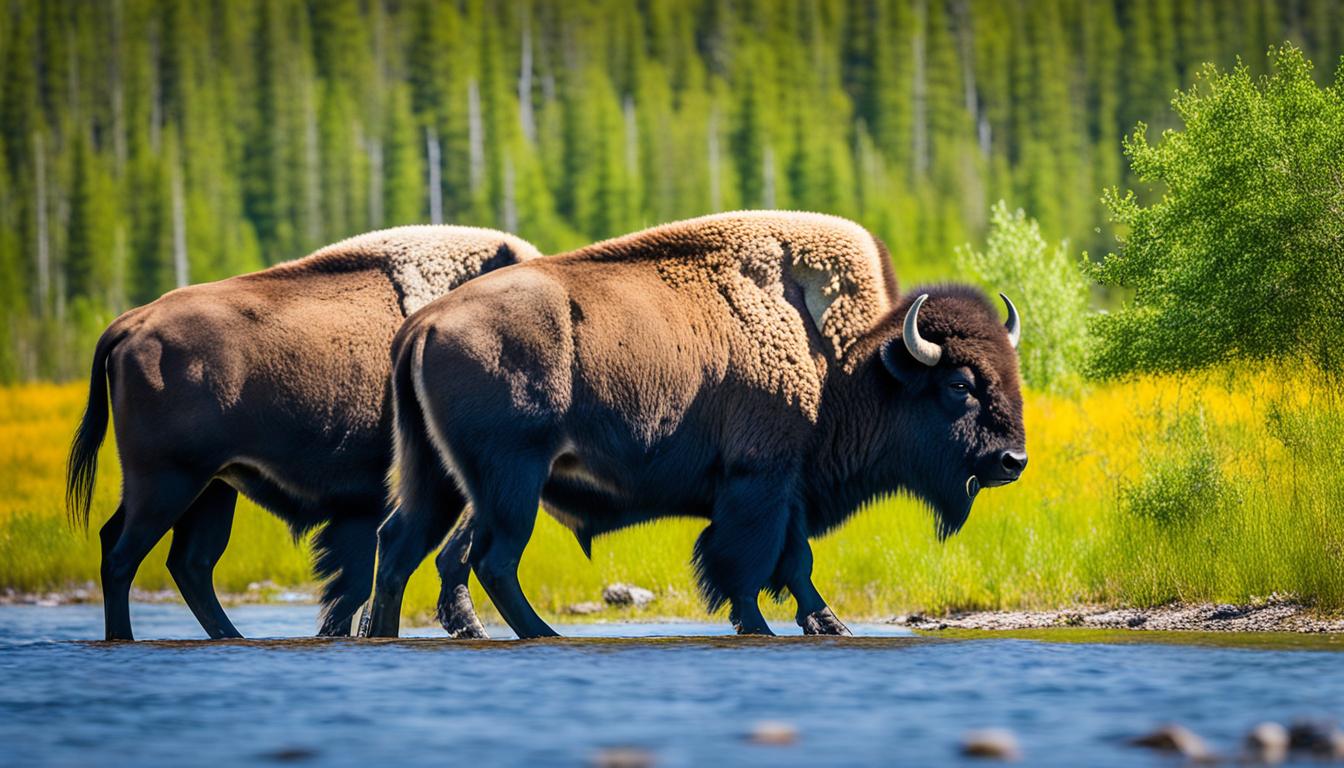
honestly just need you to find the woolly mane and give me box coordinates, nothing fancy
[306,225,543,316]
[578,211,897,360]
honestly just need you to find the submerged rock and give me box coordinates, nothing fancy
[960,728,1021,761]
[589,746,655,768]
[1245,722,1289,764]
[1130,724,1215,761]
[1288,719,1344,758]
[602,583,656,608]
[746,720,798,745]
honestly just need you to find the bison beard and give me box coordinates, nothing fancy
[365,212,1027,639]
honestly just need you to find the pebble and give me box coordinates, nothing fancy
[1245,722,1289,764]
[746,720,798,745]
[1288,719,1344,758]
[263,746,319,762]
[1130,724,1215,761]
[602,583,656,608]
[589,747,655,768]
[960,728,1021,761]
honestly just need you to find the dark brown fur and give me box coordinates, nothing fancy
[65,226,539,640]
[365,212,1026,639]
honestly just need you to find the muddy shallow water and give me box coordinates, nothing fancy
[2,604,1341,767]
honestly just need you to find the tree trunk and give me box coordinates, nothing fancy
[912,0,928,179]
[501,154,517,234]
[519,21,536,145]
[367,138,384,229]
[171,155,188,288]
[708,108,721,211]
[467,79,484,194]
[33,131,49,317]
[426,126,443,225]
[762,143,776,209]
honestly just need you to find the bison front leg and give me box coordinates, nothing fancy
[773,519,851,637]
[694,472,792,636]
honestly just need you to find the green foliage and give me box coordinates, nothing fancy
[1121,412,1233,526]
[3,2,1343,381]
[1090,45,1344,379]
[957,201,1090,391]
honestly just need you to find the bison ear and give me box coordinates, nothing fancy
[880,338,922,386]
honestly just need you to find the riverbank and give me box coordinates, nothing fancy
[894,597,1344,634]
[9,583,1343,635]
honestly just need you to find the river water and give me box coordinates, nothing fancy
[2,604,1341,767]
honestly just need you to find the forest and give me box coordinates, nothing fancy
[3,0,1343,380]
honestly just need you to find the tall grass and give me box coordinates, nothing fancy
[2,370,1341,626]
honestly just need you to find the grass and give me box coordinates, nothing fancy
[1,367,1341,627]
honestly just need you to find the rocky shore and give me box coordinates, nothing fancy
[891,596,1344,634]
[7,585,1343,634]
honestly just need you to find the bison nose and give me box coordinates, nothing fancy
[999,449,1028,477]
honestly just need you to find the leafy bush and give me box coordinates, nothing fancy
[1089,45,1344,379]
[957,200,1091,391]
[1122,412,1232,527]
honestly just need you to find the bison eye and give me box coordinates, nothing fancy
[949,381,970,394]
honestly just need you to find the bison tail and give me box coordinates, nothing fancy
[66,320,129,530]
[388,326,462,532]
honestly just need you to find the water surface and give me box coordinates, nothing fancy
[2,604,1340,766]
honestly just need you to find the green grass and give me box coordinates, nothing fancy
[2,369,1342,628]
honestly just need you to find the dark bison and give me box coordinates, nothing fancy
[362,211,1026,638]
[66,226,540,640]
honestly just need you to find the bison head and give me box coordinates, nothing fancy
[877,285,1026,537]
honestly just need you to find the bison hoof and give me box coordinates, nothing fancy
[438,585,490,640]
[799,607,852,636]
[441,611,489,640]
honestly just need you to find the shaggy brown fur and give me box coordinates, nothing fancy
[365,211,1026,639]
[65,226,540,641]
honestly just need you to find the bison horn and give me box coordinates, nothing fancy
[1000,293,1020,350]
[903,294,942,367]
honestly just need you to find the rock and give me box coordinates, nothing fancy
[602,583,655,608]
[1130,724,1214,761]
[960,728,1021,761]
[1208,604,1249,620]
[746,720,798,745]
[564,601,605,615]
[262,746,319,762]
[1056,611,1085,627]
[1245,722,1289,764]
[1288,719,1344,757]
[589,747,655,768]
[1126,615,1148,627]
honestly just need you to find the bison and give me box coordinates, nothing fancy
[362,211,1026,638]
[65,226,540,640]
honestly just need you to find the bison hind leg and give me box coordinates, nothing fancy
[167,480,241,639]
[692,471,793,635]
[312,508,383,636]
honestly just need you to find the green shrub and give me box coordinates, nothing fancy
[1122,413,1231,527]
[1089,45,1344,379]
[957,200,1091,391]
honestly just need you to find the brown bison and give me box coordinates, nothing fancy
[65,226,540,640]
[362,211,1026,638]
